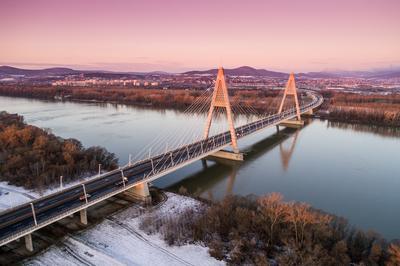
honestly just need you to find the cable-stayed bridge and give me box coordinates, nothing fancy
[0,67,323,251]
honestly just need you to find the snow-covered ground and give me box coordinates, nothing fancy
[0,173,108,212]
[24,192,225,266]
[0,181,38,211]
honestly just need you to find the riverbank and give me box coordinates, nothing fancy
[1,85,400,127]
[0,179,160,264]
[2,182,400,265]
[319,90,400,127]
[0,111,118,190]
[1,95,399,241]
[0,84,294,114]
[22,191,223,266]
[141,191,400,265]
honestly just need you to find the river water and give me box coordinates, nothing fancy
[0,96,399,240]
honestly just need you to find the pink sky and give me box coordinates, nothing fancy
[1,0,399,72]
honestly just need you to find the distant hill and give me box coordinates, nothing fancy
[297,72,341,79]
[367,71,400,79]
[299,69,400,79]
[0,66,171,78]
[183,66,348,79]
[184,66,400,79]
[183,66,288,78]
[0,66,78,76]
[2,65,399,80]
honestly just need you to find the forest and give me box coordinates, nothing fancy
[321,90,400,127]
[141,192,400,265]
[0,85,400,127]
[0,111,118,190]
[0,84,284,112]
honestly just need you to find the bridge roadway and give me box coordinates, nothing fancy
[0,90,323,247]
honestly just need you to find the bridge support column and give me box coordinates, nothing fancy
[80,209,88,225]
[124,182,151,205]
[208,150,244,161]
[201,159,208,169]
[303,109,313,115]
[278,73,304,128]
[203,67,240,154]
[278,119,304,128]
[24,233,33,252]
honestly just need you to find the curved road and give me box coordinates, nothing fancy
[0,90,323,247]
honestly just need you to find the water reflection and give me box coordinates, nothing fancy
[169,127,300,199]
[1,96,399,239]
[328,120,400,138]
[279,129,299,171]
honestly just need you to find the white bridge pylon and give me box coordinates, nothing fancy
[203,67,239,153]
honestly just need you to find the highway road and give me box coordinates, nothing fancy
[0,91,323,245]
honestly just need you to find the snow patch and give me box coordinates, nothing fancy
[25,193,224,266]
[0,173,108,212]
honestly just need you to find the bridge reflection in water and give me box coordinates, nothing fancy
[167,125,306,201]
[0,67,322,251]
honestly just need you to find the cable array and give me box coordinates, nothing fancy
[125,82,308,167]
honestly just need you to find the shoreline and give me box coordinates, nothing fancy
[1,93,400,128]
[0,189,223,266]
[1,181,399,265]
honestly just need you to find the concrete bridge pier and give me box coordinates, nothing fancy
[278,119,304,129]
[209,150,244,161]
[201,159,208,169]
[278,108,315,129]
[304,109,313,115]
[80,209,88,225]
[24,233,33,252]
[279,107,315,129]
[124,182,152,204]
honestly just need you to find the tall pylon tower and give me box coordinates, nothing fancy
[278,72,301,121]
[204,67,239,153]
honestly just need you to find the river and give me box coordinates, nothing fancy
[0,96,399,240]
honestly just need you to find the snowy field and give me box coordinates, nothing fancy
[0,173,108,212]
[0,181,38,211]
[24,192,225,266]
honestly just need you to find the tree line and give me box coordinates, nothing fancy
[140,191,400,265]
[1,85,399,127]
[321,90,400,127]
[0,85,293,114]
[0,111,118,190]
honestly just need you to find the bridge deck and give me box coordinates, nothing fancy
[0,90,323,247]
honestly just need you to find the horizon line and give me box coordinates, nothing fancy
[1,63,400,74]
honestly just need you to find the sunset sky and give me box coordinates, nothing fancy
[1,0,399,72]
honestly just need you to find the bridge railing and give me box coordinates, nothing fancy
[0,90,323,246]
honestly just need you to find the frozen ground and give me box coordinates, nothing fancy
[24,192,225,266]
[0,181,37,211]
[0,173,108,212]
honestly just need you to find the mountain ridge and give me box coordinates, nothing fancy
[1,65,399,79]
[183,66,289,77]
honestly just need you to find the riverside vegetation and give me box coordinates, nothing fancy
[0,112,118,190]
[140,191,400,265]
[321,90,400,127]
[0,85,399,127]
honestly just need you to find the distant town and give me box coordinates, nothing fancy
[1,65,400,95]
